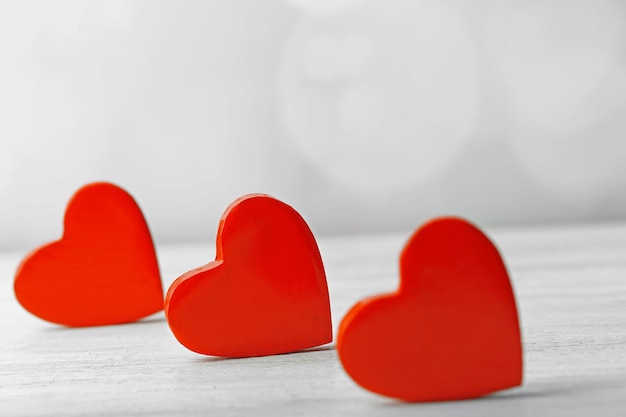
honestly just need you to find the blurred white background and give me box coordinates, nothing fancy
[1,0,626,250]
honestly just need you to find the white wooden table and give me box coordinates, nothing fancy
[1,222,625,416]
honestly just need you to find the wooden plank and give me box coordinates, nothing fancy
[1,222,625,416]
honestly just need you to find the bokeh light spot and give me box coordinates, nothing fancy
[280,0,480,193]
[336,84,386,137]
[284,0,367,15]
[300,33,373,82]
[483,0,626,196]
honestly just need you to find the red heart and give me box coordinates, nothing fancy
[337,217,522,402]
[164,194,332,357]
[14,182,163,327]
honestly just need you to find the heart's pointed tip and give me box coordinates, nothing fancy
[359,369,525,403]
[171,327,334,358]
[17,294,165,328]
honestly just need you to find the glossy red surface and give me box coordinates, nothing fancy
[165,194,332,357]
[14,182,163,326]
[337,217,523,401]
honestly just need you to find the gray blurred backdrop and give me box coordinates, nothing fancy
[1,0,626,250]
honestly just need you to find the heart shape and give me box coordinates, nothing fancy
[337,217,522,402]
[14,182,164,327]
[165,194,332,357]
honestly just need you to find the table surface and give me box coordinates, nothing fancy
[1,222,625,416]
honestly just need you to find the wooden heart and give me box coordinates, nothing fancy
[165,194,332,357]
[337,217,522,401]
[14,182,163,326]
